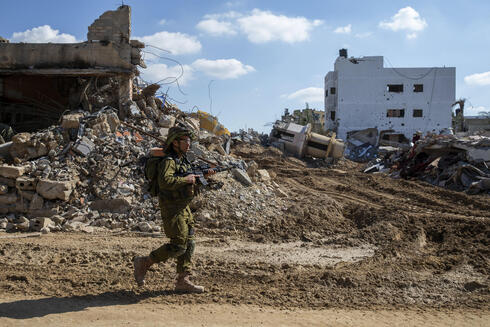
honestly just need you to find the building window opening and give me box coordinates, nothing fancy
[330,111,336,120]
[413,109,423,117]
[330,87,336,95]
[413,84,423,92]
[386,109,405,118]
[325,89,328,97]
[387,84,403,93]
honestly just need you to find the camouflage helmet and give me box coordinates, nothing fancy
[165,126,194,147]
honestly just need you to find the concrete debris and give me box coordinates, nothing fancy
[364,132,490,194]
[0,75,283,234]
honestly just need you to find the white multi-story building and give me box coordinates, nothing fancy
[325,49,455,143]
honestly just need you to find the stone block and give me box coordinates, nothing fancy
[232,168,253,186]
[36,179,73,201]
[61,113,84,129]
[0,165,25,178]
[16,177,37,191]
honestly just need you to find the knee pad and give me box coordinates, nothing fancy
[166,243,187,257]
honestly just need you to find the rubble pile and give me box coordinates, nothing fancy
[0,82,286,234]
[364,133,490,194]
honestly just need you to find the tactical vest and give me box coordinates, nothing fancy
[158,154,194,202]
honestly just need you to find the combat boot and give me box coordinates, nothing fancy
[175,272,204,293]
[133,256,153,286]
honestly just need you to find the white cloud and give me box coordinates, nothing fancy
[379,7,427,39]
[196,19,237,36]
[192,58,255,79]
[464,71,490,86]
[158,19,167,26]
[334,24,352,34]
[136,31,201,55]
[283,87,324,104]
[140,63,194,85]
[11,25,78,43]
[237,9,323,43]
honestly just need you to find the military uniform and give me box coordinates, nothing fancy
[149,152,196,273]
[133,126,204,292]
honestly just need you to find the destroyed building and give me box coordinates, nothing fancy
[0,5,145,132]
[325,49,455,144]
[281,107,325,134]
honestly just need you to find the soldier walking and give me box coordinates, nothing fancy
[133,126,213,293]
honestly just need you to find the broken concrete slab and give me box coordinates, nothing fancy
[16,177,37,191]
[232,168,253,186]
[36,179,73,201]
[0,165,25,178]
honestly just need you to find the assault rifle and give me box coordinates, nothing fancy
[176,163,239,186]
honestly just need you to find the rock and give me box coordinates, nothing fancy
[61,113,84,129]
[15,216,30,231]
[36,179,73,201]
[138,222,153,233]
[246,161,258,178]
[231,168,253,186]
[90,198,132,213]
[51,215,65,225]
[257,169,271,182]
[0,220,7,229]
[0,193,18,205]
[30,217,54,232]
[158,115,176,128]
[105,112,120,132]
[0,184,8,195]
[73,137,95,156]
[29,194,44,210]
[40,227,50,234]
[0,165,25,178]
[62,221,88,232]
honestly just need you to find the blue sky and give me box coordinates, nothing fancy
[1,0,489,132]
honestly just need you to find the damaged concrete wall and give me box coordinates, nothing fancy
[87,5,131,43]
[325,50,455,142]
[0,42,134,72]
[0,5,144,132]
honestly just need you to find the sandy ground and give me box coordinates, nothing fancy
[1,300,489,327]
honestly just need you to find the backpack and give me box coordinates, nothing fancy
[144,156,165,197]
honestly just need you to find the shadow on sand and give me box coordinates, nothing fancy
[0,289,179,319]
